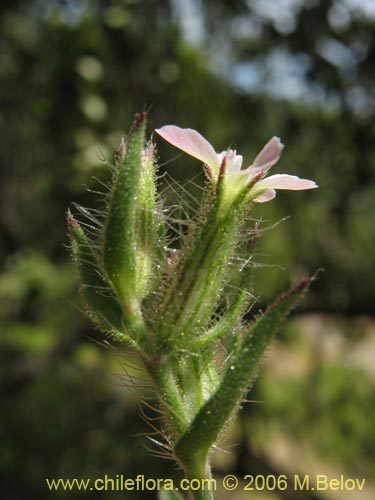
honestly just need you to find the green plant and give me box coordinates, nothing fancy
[68,113,317,499]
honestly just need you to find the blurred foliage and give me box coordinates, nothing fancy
[246,318,374,473]
[0,0,374,499]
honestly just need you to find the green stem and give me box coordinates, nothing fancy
[184,458,215,500]
[144,356,188,436]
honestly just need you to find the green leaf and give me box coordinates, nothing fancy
[68,212,137,346]
[174,277,313,471]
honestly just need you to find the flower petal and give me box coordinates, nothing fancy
[251,136,284,173]
[218,150,243,172]
[254,189,276,203]
[257,174,318,191]
[155,125,220,171]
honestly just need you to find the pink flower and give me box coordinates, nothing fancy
[155,125,317,203]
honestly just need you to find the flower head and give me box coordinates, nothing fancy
[156,125,317,203]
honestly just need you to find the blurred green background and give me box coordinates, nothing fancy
[0,1,374,499]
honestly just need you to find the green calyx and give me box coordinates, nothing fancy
[153,165,256,353]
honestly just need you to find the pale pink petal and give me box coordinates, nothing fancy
[254,189,276,203]
[218,150,243,172]
[257,174,318,191]
[155,125,220,171]
[252,137,284,172]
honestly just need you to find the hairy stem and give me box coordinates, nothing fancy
[184,459,215,500]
